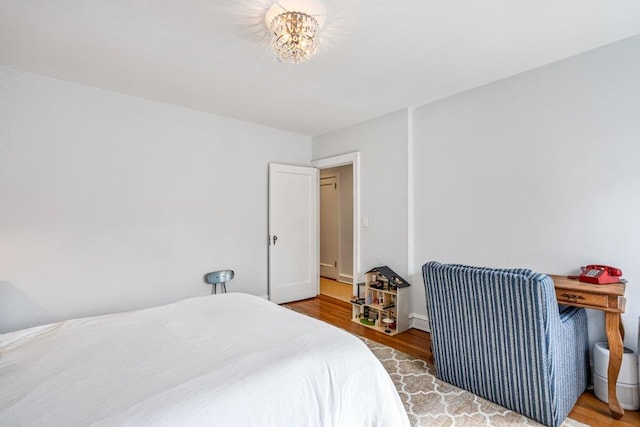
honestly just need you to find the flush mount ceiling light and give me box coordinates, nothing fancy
[270,11,319,63]
[265,0,326,63]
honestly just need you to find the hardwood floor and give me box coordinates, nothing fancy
[287,294,640,427]
[288,294,432,361]
[319,276,352,302]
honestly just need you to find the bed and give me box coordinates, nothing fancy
[0,293,409,426]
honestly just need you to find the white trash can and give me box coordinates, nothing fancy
[593,342,639,410]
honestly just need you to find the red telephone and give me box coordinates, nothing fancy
[578,265,623,285]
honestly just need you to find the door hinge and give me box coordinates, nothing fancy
[334,261,337,267]
[334,183,337,189]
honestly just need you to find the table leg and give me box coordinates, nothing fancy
[605,311,624,419]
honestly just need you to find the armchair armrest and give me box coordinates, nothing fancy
[552,305,589,423]
[558,305,583,323]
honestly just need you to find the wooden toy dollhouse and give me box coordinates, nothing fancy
[351,266,410,335]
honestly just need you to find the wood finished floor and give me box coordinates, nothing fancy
[287,294,640,427]
[319,276,352,302]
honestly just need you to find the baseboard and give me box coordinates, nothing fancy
[410,313,430,332]
[338,274,353,284]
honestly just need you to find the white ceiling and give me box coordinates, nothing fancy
[1,1,640,137]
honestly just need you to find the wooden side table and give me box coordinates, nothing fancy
[551,275,627,419]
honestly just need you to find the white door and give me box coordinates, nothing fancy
[268,163,318,304]
[320,176,339,279]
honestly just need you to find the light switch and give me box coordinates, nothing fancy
[362,216,369,228]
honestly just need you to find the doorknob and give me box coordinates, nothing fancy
[273,235,278,245]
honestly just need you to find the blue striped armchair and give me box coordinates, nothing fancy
[422,261,589,427]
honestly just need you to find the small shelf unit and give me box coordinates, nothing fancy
[351,266,410,336]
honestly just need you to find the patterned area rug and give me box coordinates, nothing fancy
[361,337,589,427]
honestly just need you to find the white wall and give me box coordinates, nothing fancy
[413,35,640,352]
[313,110,409,284]
[0,67,310,333]
[338,164,354,281]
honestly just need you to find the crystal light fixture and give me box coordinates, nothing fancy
[270,11,319,63]
[265,1,326,64]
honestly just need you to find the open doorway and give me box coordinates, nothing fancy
[319,164,353,302]
[312,152,360,304]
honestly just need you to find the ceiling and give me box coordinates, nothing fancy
[1,1,640,137]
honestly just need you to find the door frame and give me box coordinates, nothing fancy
[312,152,360,296]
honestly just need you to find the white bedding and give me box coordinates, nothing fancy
[0,293,409,426]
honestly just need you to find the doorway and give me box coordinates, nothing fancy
[314,153,359,303]
[268,153,359,305]
[319,166,353,302]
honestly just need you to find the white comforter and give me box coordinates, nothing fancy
[0,293,409,426]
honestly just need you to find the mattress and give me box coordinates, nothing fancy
[0,293,409,426]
